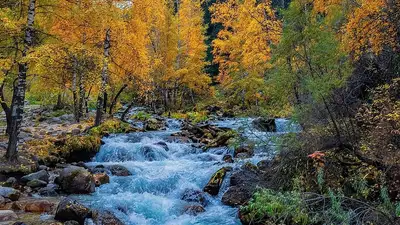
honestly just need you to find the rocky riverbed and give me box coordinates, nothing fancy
[0,106,300,225]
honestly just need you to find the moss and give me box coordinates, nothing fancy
[27,134,102,165]
[89,119,135,136]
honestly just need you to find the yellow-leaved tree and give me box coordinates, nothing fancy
[210,0,281,109]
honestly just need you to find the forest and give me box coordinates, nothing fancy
[0,0,399,224]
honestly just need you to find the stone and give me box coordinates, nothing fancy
[0,187,21,201]
[26,179,48,188]
[203,167,228,196]
[93,173,110,187]
[56,166,95,194]
[154,141,169,151]
[38,165,48,171]
[222,163,271,207]
[55,198,90,225]
[183,204,205,216]
[24,199,55,213]
[181,189,207,206]
[257,160,271,171]
[71,128,81,135]
[21,170,49,183]
[144,118,165,131]
[91,210,124,225]
[4,177,17,188]
[222,154,234,163]
[38,184,60,197]
[108,165,131,176]
[0,196,5,206]
[0,210,18,222]
[252,117,276,132]
[64,221,80,225]
[221,185,254,207]
[234,145,254,158]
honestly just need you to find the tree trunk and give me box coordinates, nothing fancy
[6,0,36,161]
[85,86,92,114]
[121,100,134,122]
[95,28,111,126]
[0,82,12,136]
[109,84,127,115]
[54,93,63,110]
[78,73,85,119]
[103,92,107,113]
[72,56,79,122]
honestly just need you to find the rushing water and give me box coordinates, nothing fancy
[77,117,299,225]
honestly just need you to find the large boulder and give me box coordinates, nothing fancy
[56,166,95,194]
[221,185,254,207]
[222,163,271,207]
[0,210,18,222]
[181,189,207,206]
[0,187,21,201]
[55,198,90,225]
[252,117,276,132]
[91,210,124,225]
[108,165,132,176]
[21,170,49,183]
[203,167,228,196]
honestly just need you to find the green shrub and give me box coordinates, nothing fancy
[131,111,151,121]
[240,189,313,225]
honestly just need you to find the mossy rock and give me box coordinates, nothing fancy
[203,167,228,195]
[89,119,136,136]
[27,135,101,165]
[60,135,101,163]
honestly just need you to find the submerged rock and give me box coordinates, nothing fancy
[55,198,90,225]
[222,154,234,163]
[183,204,205,216]
[154,141,169,151]
[181,189,207,206]
[203,167,228,196]
[91,210,124,225]
[108,165,131,176]
[252,117,276,132]
[234,145,254,158]
[56,166,95,194]
[141,145,168,161]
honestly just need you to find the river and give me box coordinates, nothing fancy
[76,116,300,225]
